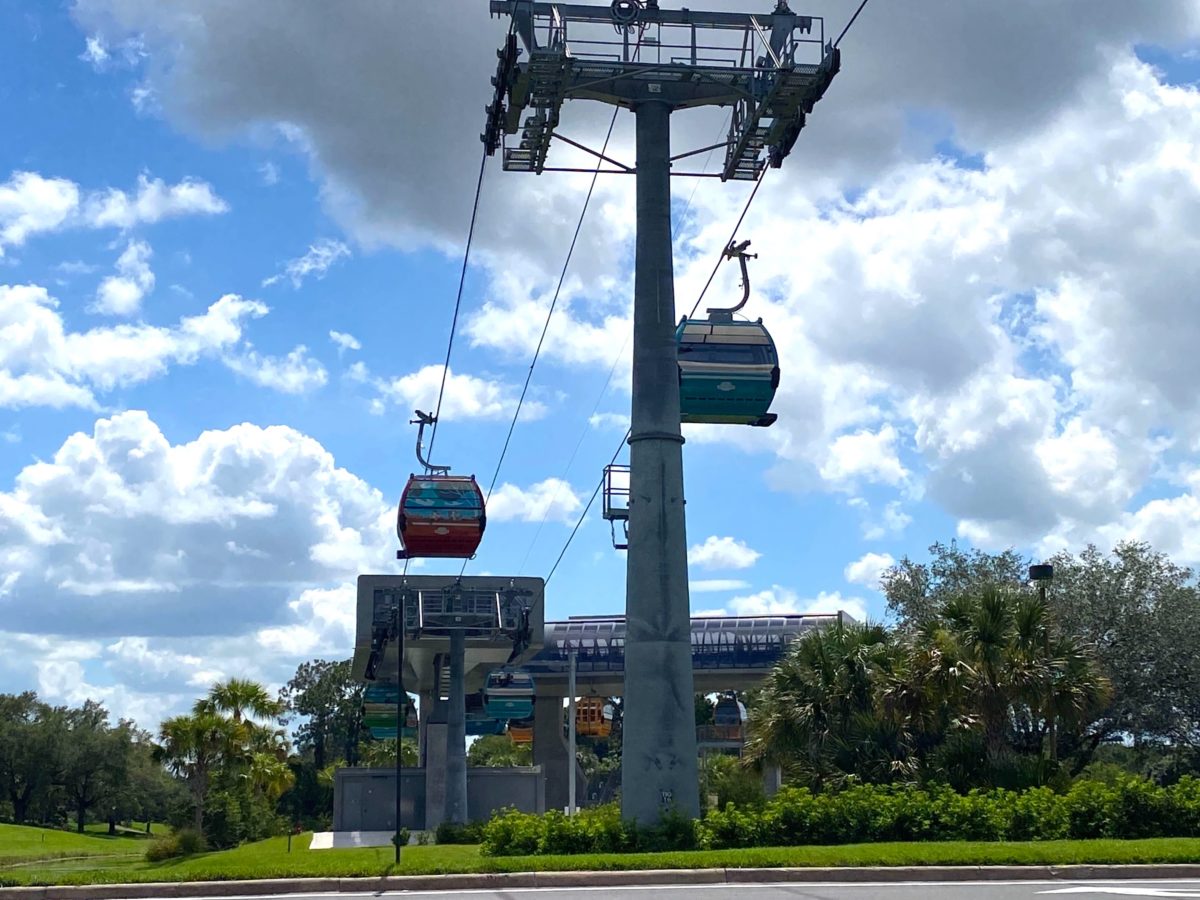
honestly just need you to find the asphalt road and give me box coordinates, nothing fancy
[129,881,1200,900]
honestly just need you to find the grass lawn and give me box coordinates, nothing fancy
[0,822,149,868]
[4,834,1200,887]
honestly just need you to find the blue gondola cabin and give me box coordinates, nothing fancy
[676,313,779,427]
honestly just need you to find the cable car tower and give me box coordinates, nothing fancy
[484,0,839,824]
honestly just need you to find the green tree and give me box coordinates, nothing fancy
[155,712,237,831]
[0,693,65,824]
[359,737,418,768]
[196,678,284,726]
[743,621,906,787]
[467,734,532,767]
[279,660,365,768]
[59,701,135,833]
[883,540,1029,628]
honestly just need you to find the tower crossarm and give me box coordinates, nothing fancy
[487,0,838,177]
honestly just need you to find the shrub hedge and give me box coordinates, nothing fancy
[481,776,1200,856]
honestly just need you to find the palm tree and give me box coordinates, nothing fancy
[744,621,906,786]
[155,713,237,831]
[195,678,283,726]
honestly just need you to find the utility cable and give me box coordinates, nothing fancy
[427,150,489,462]
[527,110,731,577]
[480,106,621,504]
[835,0,873,48]
[545,429,630,587]
[460,106,622,578]
[686,168,768,320]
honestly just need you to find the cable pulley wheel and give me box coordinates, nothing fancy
[611,0,642,26]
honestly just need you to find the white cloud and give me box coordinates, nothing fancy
[82,174,228,229]
[820,425,909,488]
[589,412,630,431]
[487,478,583,524]
[688,535,761,571]
[223,345,329,395]
[710,585,868,623]
[92,239,155,316]
[356,363,546,422]
[844,552,896,591]
[263,238,350,288]
[689,579,751,594]
[0,172,81,255]
[259,162,281,186]
[0,283,267,409]
[80,35,110,67]
[329,330,361,353]
[0,410,396,643]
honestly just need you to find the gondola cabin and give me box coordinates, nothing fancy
[575,697,613,738]
[465,692,509,736]
[363,684,417,738]
[712,691,748,742]
[483,670,535,720]
[676,314,779,427]
[397,474,486,559]
[508,717,534,745]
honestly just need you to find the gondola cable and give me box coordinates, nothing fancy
[426,150,490,462]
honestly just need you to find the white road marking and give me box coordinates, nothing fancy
[1041,889,1200,897]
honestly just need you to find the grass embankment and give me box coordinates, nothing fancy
[5,832,1200,887]
[0,822,150,873]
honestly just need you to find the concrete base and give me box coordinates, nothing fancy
[309,830,397,850]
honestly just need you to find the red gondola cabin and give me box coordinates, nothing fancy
[397,474,486,559]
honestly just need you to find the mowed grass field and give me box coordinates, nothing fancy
[4,823,1200,888]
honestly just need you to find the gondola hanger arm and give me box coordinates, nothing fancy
[706,239,758,317]
[411,409,451,475]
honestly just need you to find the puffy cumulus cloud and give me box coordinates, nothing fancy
[351,362,547,422]
[0,284,266,409]
[844,552,895,591]
[81,173,228,230]
[819,425,909,489]
[92,239,155,316]
[223,345,329,394]
[262,238,350,288]
[0,172,81,255]
[0,410,395,639]
[487,478,583,525]
[699,585,868,623]
[682,55,1200,554]
[1,170,226,257]
[589,412,630,432]
[688,535,761,571]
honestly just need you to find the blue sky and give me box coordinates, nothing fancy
[2,0,1200,726]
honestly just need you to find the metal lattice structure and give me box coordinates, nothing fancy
[484,1,839,180]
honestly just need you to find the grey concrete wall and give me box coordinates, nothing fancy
[333,766,545,832]
[466,766,546,823]
[334,768,427,831]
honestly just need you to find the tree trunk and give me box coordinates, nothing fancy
[12,791,29,825]
[108,815,117,836]
[77,799,87,833]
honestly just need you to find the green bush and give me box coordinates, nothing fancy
[435,820,485,844]
[483,776,1200,856]
[144,827,207,862]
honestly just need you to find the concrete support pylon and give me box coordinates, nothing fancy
[444,630,468,825]
[620,99,700,825]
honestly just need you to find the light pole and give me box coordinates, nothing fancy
[1029,563,1055,763]
[393,605,404,865]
